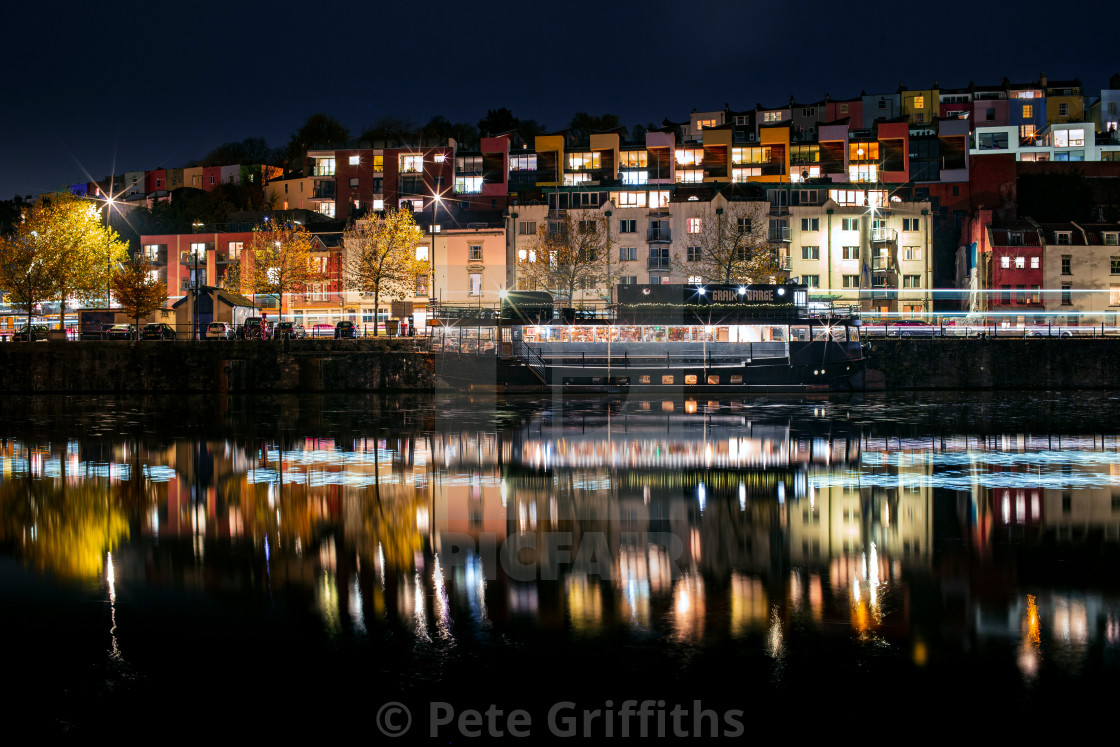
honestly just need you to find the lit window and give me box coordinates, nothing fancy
[1015,256,1025,268]
[913,96,925,109]
[373,199,384,210]
[228,241,242,260]
[454,176,483,194]
[615,192,647,208]
[400,155,424,173]
[695,119,717,131]
[434,153,447,163]
[675,149,703,167]
[1001,256,1010,268]
[415,246,429,262]
[373,155,384,172]
[763,111,782,123]
[469,245,482,261]
[1020,124,1036,140]
[620,151,648,168]
[349,155,360,166]
[1022,104,1033,119]
[904,246,922,261]
[732,167,760,182]
[676,169,703,184]
[621,171,648,185]
[1031,256,1039,268]
[687,218,701,234]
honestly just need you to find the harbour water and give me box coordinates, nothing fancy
[2,392,1119,738]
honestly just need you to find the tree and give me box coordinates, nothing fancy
[0,191,128,330]
[285,114,350,175]
[244,220,325,319]
[342,209,427,336]
[111,256,167,337]
[201,137,277,168]
[566,112,624,144]
[0,231,55,335]
[517,211,616,313]
[693,200,780,285]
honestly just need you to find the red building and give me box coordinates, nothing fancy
[988,222,1044,314]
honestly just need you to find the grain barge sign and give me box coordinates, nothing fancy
[616,284,797,306]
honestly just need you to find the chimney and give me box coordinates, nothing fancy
[1040,72,1048,88]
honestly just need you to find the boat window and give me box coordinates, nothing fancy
[592,327,613,343]
[736,326,762,342]
[812,327,829,341]
[540,326,569,342]
[643,326,667,343]
[523,326,540,343]
[707,375,720,385]
[669,327,690,342]
[694,326,716,342]
[661,375,675,384]
[790,326,810,341]
[639,375,651,384]
[832,327,848,342]
[571,326,596,342]
[685,375,698,385]
[619,326,642,342]
[730,375,743,384]
[764,326,787,341]
[716,326,730,342]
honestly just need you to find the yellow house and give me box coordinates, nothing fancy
[266,176,317,212]
[1044,77,1084,124]
[901,87,940,125]
[751,125,791,183]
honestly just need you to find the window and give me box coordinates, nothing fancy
[228,241,242,260]
[567,151,601,170]
[762,111,783,123]
[842,246,859,260]
[1020,124,1036,140]
[509,154,537,171]
[802,275,820,287]
[454,177,483,194]
[738,218,752,233]
[732,167,761,182]
[687,246,701,262]
[142,244,161,261]
[1061,255,1072,275]
[842,275,859,288]
[468,245,482,261]
[1112,284,1120,305]
[620,247,636,261]
[687,217,701,234]
[904,246,922,261]
[878,100,887,110]
[620,276,637,285]
[1022,105,1033,119]
[676,169,703,184]
[1001,285,1011,305]
[649,274,667,284]
[985,108,995,121]
[622,171,648,185]
[373,155,384,172]
[1061,284,1072,305]
[1105,233,1119,246]
[801,217,819,231]
[686,275,703,284]
[620,151,648,168]
[1015,256,1026,269]
[1031,285,1041,303]
[373,199,384,211]
[903,275,921,288]
[1031,256,1040,268]
[616,192,646,208]
[1059,103,1069,117]
[1000,256,1011,268]
[519,221,537,235]
[903,218,920,232]
[842,218,859,231]
[840,104,849,114]
[695,118,717,131]
[468,273,481,296]
[348,155,360,166]
[620,219,637,233]
[1017,285,1026,303]
[913,96,925,109]
[801,246,819,260]
[400,154,424,173]
[675,148,703,166]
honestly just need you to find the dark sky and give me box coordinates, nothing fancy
[2,0,1116,200]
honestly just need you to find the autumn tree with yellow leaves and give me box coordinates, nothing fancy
[111,256,168,336]
[343,208,428,335]
[244,219,325,319]
[0,190,128,332]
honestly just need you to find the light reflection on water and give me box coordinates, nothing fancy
[3,392,1120,730]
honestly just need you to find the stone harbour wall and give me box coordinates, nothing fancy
[0,339,435,393]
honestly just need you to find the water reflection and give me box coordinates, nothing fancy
[4,393,1120,725]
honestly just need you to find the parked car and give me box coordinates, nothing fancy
[206,321,236,340]
[240,317,270,340]
[334,320,357,339]
[12,324,49,342]
[274,321,306,339]
[891,320,938,338]
[105,324,137,340]
[141,323,178,340]
[311,323,335,338]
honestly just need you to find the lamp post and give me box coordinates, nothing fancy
[192,221,203,341]
[104,197,116,310]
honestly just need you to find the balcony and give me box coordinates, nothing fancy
[871,227,897,243]
[779,256,792,271]
[312,183,335,199]
[179,251,205,266]
[311,166,335,177]
[872,255,893,271]
[399,176,425,196]
[647,228,672,243]
[768,227,791,242]
[647,257,671,270]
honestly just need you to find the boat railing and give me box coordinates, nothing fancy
[538,345,790,369]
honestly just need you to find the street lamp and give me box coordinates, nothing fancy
[104,196,116,309]
[192,220,204,340]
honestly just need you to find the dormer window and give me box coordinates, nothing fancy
[1055,231,1072,245]
[1104,232,1119,246]
[1008,232,1024,246]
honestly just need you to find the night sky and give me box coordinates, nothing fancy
[2,0,1116,200]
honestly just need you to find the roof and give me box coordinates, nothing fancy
[170,286,256,309]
